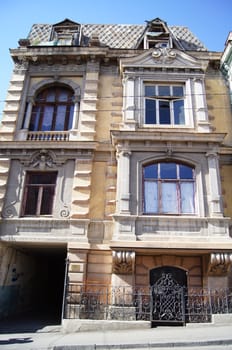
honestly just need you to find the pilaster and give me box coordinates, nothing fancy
[79,60,100,140]
[206,151,223,217]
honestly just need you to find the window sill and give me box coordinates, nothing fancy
[140,124,193,129]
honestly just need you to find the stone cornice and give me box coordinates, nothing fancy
[109,240,232,251]
[111,130,226,146]
[0,141,97,159]
[10,47,141,65]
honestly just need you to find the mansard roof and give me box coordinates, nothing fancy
[27,18,207,51]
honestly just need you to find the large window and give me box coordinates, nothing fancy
[22,172,57,216]
[29,86,74,131]
[143,162,195,214]
[144,84,185,125]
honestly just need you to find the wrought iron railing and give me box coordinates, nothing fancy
[63,284,232,324]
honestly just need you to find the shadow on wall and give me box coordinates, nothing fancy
[0,285,20,319]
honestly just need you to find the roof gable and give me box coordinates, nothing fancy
[53,18,80,28]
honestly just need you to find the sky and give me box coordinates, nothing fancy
[0,0,231,119]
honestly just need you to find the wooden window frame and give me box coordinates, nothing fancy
[144,84,185,126]
[143,162,195,215]
[21,171,57,216]
[29,86,74,132]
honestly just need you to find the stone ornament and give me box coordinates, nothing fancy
[208,253,232,275]
[112,251,135,274]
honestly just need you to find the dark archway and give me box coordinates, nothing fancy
[1,247,66,333]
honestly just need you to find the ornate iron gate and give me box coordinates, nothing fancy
[151,273,185,325]
[150,266,187,325]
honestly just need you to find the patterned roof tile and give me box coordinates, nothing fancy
[27,22,207,51]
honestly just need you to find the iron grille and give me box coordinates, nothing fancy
[63,284,232,324]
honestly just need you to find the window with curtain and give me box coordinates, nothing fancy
[143,162,195,214]
[29,86,74,132]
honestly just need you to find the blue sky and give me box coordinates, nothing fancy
[0,0,231,118]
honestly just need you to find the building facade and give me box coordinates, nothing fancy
[0,18,232,326]
[221,32,232,105]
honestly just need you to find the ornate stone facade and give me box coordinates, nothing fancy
[0,18,232,323]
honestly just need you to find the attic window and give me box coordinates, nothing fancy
[145,33,170,49]
[143,19,172,49]
[51,19,81,45]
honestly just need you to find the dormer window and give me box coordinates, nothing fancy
[51,19,81,46]
[142,18,172,49]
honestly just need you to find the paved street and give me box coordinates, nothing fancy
[0,319,232,350]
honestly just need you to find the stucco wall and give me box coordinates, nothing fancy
[205,73,232,145]
[221,165,232,218]
[0,243,36,318]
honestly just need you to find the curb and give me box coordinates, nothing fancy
[53,338,232,349]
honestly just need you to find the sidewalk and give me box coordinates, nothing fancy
[0,321,232,350]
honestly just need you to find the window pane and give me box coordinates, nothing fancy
[179,165,193,179]
[24,187,38,215]
[40,187,55,214]
[160,163,177,179]
[173,86,184,97]
[181,182,195,213]
[29,173,56,184]
[68,105,74,129]
[46,90,56,102]
[145,86,156,97]
[29,106,41,131]
[145,99,156,124]
[58,90,69,102]
[162,183,178,213]
[36,91,45,102]
[144,164,158,179]
[144,181,158,213]
[55,105,66,130]
[174,100,185,125]
[159,100,170,124]
[42,106,54,131]
[158,86,170,96]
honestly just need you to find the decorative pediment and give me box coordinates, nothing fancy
[120,48,208,72]
[20,149,64,169]
[53,18,80,30]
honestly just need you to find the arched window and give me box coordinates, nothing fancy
[29,86,74,132]
[143,162,195,214]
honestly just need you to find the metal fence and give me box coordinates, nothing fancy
[63,284,232,324]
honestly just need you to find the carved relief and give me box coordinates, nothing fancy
[208,253,232,276]
[112,251,135,274]
[152,48,176,62]
[22,149,55,169]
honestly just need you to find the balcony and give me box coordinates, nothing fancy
[27,131,70,141]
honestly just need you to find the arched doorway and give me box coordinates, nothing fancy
[150,266,187,326]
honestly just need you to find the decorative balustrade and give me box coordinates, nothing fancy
[27,131,69,141]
